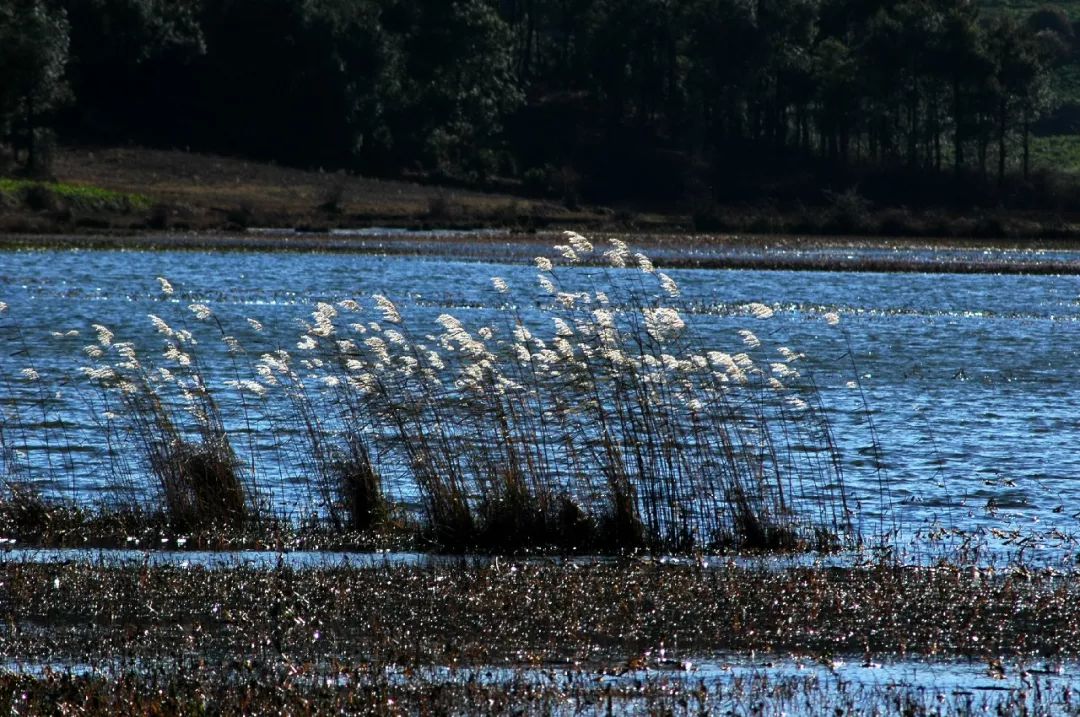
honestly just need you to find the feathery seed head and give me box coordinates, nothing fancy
[657,272,679,298]
[604,239,629,268]
[748,302,774,319]
[20,367,39,381]
[535,256,553,272]
[491,277,509,294]
[554,245,579,262]
[188,303,212,320]
[156,277,174,296]
[246,318,264,332]
[635,253,655,273]
[92,324,114,347]
[738,329,761,349]
[297,335,317,350]
[824,312,841,325]
[564,230,593,254]
[553,318,574,337]
[643,307,685,343]
[148,314,173,337]
[337,299,361,312]
[372,295,401,324]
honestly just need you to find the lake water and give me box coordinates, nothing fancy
[1,236,1077,559]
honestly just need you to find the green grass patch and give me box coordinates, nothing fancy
[1030,133,1080,173]
[0,177,151,211]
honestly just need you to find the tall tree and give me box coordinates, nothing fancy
[0,0,70,174]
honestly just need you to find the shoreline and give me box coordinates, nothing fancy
[2,229,1078,275]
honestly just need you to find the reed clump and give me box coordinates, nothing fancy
[3,232,858,554]
[282,231,854,553]
[79,299,254,532]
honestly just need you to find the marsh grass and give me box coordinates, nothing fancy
[2,233,861,554]
[274,232,856,553]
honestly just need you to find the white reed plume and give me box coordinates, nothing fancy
[426,350,445,370]
[491,277,509,294]
[156,277,174,296]
[296,335,317,351]
[748,302,774,319]
[83,345,103,359]
[337,299,362,312]
[535,256,553,272]
[777,346,804,362]
[148,314,173,337]
[337,339,358,354]
[657,272,679,298]
[398,355,419,377]
[225,379,267,397]
[115,343,138,366]
[364,336,391,365]
[553,318,574,337]
[50,329,79,337]
[771,362,799,379]
[246,318,264,332]
[824,312,841,325]
[0,301,7,314]
[349,323,367,334]
[223,336,242,354]
[513,324,532,343]
[565,230,593,254]
[163,344,192,367]
[738,329,761,349]
[20,368,39,381]
[556,292,578,309]
[321,376,342,388]
[92,324,114,347]
[768,377,785,391]
[537,275,556,294]
[189,303,213,320]
[635,253,655,273]
[604,239,629,268]
[349,373,378,394]
[733,352,755,369]
[157,367,175,383]
[478,326,494,340]
[372,295,401,324]
[643,307,685,343]
[81,366,116,381]
[554,245,579,263]
[345,359,365,372]
[174,329,195,345]
[553,337,575,359]
[311,315,335,337]
[258,353,290,375]
[786,396,809,411]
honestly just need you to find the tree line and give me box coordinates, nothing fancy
[0,0,1072,205]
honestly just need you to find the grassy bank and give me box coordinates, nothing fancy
[5,146,1080,239]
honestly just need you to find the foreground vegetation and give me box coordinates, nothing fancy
[0,560,1077,714]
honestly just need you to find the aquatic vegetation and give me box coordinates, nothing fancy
[0,232,859,554]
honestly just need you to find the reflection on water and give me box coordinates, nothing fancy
[1,238,1077,555]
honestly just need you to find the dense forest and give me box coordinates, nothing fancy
[0,0,1076,208]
